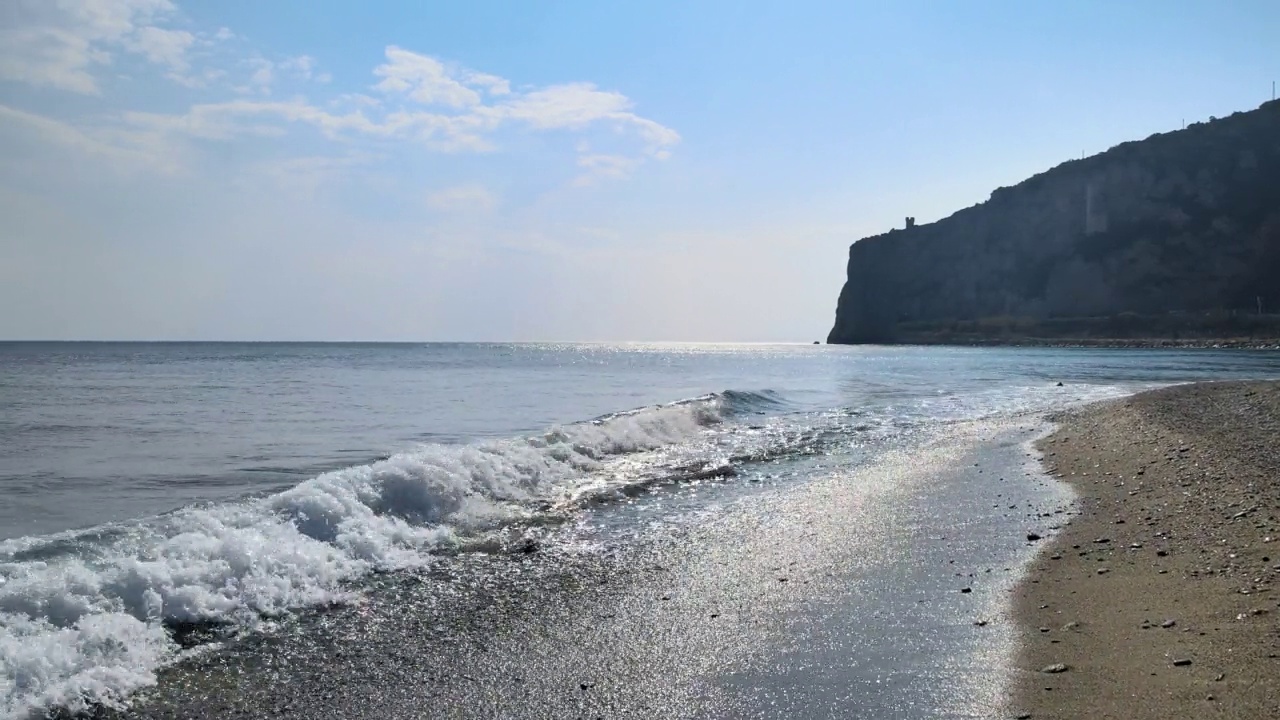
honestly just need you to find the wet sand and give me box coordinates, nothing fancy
[1013,381,1280,719]
[104,421,1059,720]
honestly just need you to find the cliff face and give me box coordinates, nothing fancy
[828,100,1280,344]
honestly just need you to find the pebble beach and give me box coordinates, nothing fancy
[1013,381,1280,719]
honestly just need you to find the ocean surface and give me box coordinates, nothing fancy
[2,342,1280,718]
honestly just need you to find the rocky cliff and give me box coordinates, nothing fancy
[828,100,1280,344]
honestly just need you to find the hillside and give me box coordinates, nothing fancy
[828,100,1280,344]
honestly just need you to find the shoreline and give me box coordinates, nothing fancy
[1012,381,1280,718]
[99,421,1054,720]
[831,339,1280,349]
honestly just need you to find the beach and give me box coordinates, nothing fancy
[119,377,1280,720]
[8,345,1280,719]
[1013,381,1280,719]
[106,419,1059,720]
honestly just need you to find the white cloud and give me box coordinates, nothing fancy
[123,25,194,72]
[574,154,642,186]
[373,46,484,108]
[246,58,273,91]
[281,55,316,79]
[123,100,365,140]
[0,6,701,345]
[365,50,680,160]
[490,83,629,129]
[239,55,328,94]
[121,101,486,155]
[138,45,680,169]
[0,0,195,94]
[74,0,175,38]
[2,8,679,184]
[334,93,382,108]
[287,55,313,73]
[426,183,497,212]
[460,70,510,96]
[0,26,103,94]
[0,103,179,173]
[486,83,680,158]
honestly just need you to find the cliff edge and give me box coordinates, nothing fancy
[828,100,1280,344]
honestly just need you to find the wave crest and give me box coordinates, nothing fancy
[0,391,753,717]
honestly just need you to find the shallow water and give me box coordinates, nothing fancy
[2,342,1280,717]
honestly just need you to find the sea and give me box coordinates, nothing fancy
[2,342,1279,718]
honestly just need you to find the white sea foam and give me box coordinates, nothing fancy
[0,383,1148,717]
[0,395,729,718]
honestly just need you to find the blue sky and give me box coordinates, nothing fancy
[1,1,1277,341]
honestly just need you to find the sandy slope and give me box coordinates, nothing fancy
[1013,381,1280,719]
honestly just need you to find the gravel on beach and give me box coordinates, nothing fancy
[1012,380,1280,719]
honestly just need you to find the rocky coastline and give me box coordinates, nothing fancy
[828,99,1280,346]
[882,337,1280,349]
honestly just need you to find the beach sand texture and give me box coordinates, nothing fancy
[1014,381,1280,719]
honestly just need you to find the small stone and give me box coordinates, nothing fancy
[1161,619,1176,628]
[974,620,988,626]
[1039,626,1050,633]
[1093,537,1111,544]
[1096,568,1109,574]
[960,587,972,594]
[1041,663,1069,674]
[1027,532,1042,541]
[1173,659,1193,667]
[1214,673,1225,681]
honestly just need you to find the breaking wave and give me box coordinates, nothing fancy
[0,381,1135,717]
[0,391,765,718]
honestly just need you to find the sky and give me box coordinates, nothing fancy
[1,1,1277,342]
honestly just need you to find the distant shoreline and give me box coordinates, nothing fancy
[833,337,1280,349]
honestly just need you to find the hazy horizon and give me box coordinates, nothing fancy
[3,0,1278,342]
[0,339,832,345]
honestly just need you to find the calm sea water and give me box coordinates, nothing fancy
[2,342,1279,717]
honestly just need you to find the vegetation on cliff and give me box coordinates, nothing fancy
[828,99,1280,344]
